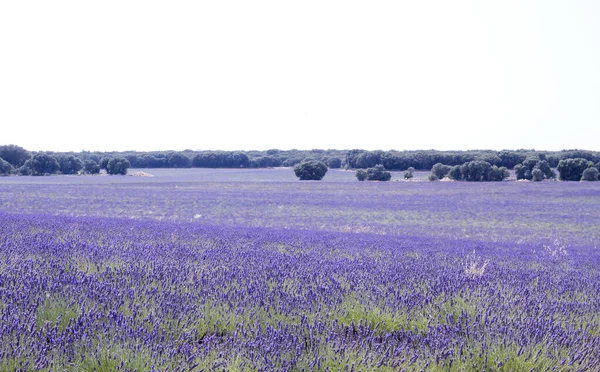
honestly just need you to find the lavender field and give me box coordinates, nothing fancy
[1,169,599,371]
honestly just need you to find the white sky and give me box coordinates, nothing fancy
[1,1,599,152]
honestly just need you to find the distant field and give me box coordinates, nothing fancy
[0,169,599,370]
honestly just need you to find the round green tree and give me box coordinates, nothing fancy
[294,160,328,180]
[107,157,131,175]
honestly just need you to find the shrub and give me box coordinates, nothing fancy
[447,165,462,180]
[428,174,439,182]
[366,164,391,181]
[431,163,451,179]
[83,160,101,174]
[490,166,510,181]
[581,167,599,181]
[355,169,367,181]
[557,158,594,181]
[294,160,328,180]
[18,154,60,176]
[0,157,13,175]
[57,155,84,175]
[531,168,544,182]
[403,167,415,179]
[106,157,131,175]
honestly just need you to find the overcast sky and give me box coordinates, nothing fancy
[1,1,599,152]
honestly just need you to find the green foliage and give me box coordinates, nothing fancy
[324,156,342,168]
[403,167,415,179]
[581,167,599,181]
[428,174,439,181]
[366,164,391,181]
[99,157,110,171]
[0,157,13,175]
[83,160,100,174]
[447,165,462,180]
[0,144,31,168]
[531,168,544,182]
[516,158,555,180]
[106,157,131,175]
[460,161,492,181]
[167,152,192,168]
[57,155,84,175]
[355,169,367,181]
[294,160,328,180]
[489,165,510,181]
[355,151,381,169]
[557,158,594,181]
[431,163,451,179]
[18,153,60,176]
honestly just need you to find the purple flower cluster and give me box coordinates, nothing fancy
[1,211,599,370]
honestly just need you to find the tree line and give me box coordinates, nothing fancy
[1,144,599,181]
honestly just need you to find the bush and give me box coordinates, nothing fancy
[356,169,367,181]
[531,168,544,182]
[557,158,594,181]
[83,160,100,174]
[294,160,328,180]
[18,154,60,176]
[428,174,439,182]
[106,157,131,175]
[447,165,462,181]
[366,164,391,181]
[489,166,510,181]
[99,157,110,171]
[57,155,84,175]
[404,167,415,179]
[581,167,599,181]
[460,161,492,182]
[325,157,342,169]
[431,163,451,179]
[0,157,13,175]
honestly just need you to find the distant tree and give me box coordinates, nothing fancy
[557,158,594,181]
[355,152,381,169]
[428,174,439,181]
[497,151,527,169]
[325,157,342,169]
[476,154,502,166]
[490,166,510,181]
[106,157,130,175]
[282,156,304,167]
[431,163,451,179]
[168,152,192,168]
[515,158,555,181]
[460,161,492,182]
[251,155,282,168]
[356,169,367,181]
[0,145,31,168]
[531,168,544,182]
[83,160,100,174]
[366,164,391,181]
[447,165,462,180]
[18,153,60,176]
[99,157,111,171]
[404,167,415,179]
[294,160,328,180]
[581,167,599,181]
[57,155,84,175]
[0,157,13,175]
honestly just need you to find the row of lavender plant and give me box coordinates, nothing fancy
[1,212,598,370]
[1,174,598,247]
